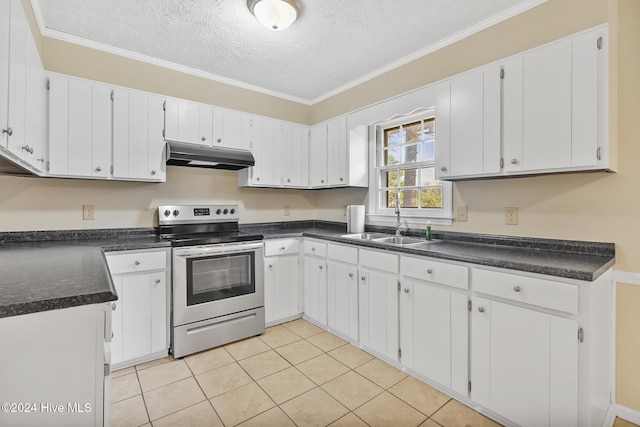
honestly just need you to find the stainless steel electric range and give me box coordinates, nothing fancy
[158,204,265,358]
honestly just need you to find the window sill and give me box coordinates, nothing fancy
[366,214,453,226]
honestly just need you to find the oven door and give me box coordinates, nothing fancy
[173,241,264,327]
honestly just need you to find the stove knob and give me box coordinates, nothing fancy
[216,209,222,215]
[163,209,171,217]
[173,209,180,216]
[223,209,229,214]
[230,208,236,214]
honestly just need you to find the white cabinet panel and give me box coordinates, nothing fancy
[265,238,300,256]
[309,123,328,187]
[327,261,358,341]
[327,116,347,186]
[282,122,309,187]
[502,56,524,173]
[265,255,300,323]
[434,81,451,179]
[449,70,484,176]
[359,270,398,361]
[213,107,252,150]
[0,0,9,148]
[251,117,281,186]
[164,99,212,146]
[303,256,327,326]
[111,279,124,364]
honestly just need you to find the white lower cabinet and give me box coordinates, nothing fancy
[106,249,169,367]
[303,255,328,327]
[0,303,109,427]
[327,243,359,341]
[358,249,399,362]
[264,238,300,325]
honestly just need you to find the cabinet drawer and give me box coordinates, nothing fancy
[107,250,167,275]
[360,249,398,274]
[303,240,327,257]
[264,238,300,256]
[401,256,468,290]
[328,243,357,264]
[473,268,578,314]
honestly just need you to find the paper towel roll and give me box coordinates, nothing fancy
[346,205,365,234]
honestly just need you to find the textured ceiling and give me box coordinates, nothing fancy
[32,0,541,104]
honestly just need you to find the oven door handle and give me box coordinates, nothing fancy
[174,242,264,258]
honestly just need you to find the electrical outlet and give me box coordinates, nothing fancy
[505,207,518,225]
[284,205,291,216]
[83,204,95,220]
[457,205,468,222]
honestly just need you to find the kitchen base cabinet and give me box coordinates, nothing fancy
[470,267,612,427]
[327,243,359,341]
[106,249,169,368]
[0,303,110,427]
[264,238,301,325]
[302,239,328,327]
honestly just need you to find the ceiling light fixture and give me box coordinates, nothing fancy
[247,0,301,31]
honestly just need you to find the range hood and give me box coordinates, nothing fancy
[165,141,255,171]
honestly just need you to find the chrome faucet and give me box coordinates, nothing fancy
[395,198,408,236]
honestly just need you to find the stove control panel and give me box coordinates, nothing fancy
[158,204,239,225]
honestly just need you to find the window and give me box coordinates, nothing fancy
[370,111,452,223]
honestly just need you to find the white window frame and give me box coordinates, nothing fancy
[367,109,453,225]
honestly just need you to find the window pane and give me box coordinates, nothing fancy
[420,167,440,186]
[401,189,419,208]
[384,127,401,147]
[421,188,443,208]
[383,190,398,208]
[382,170,399,188]
[401,168,418,187]
[384,147,401,165]
[404,121,422,143]
[403,144,421,163]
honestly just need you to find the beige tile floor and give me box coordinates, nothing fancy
[110,318,638,427]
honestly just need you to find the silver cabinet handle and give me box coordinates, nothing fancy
[340,177,344,181]
[201,136,206,141]
[36,158,44,162]
[426,269,433,274]
[2,127,13,136]
[361,276,366,281]
[134,260,140,266]
[321,179,325,183]
[513,285,521,292]
[256,177,260,181]
[348,273,353,278]
[150,170,157,176]
[440,166,447,172]
[155,279,161,284]
[280,246,285,250]
[511,159,518,165]
[404,288,410,293]
[478,306,485,313]
[111,303,116,311]
[287,178,291,183]
[268,264,273,268]
[319,265,323,270]
[22,145,34,154]
[311,247,316,252]
[217,138,222,143]
[95,166,102,172]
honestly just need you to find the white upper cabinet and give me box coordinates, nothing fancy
[438,25,609,180]
[113,90,166,181]
[435,65,501,179]
[0,0,46,173]
[48,74,112,178]
[282,122,309,187]
[249,116,282,186]
[164,99,213,146]
[212,107,253,151]
[309,122,328,187]
[327,115,347,186]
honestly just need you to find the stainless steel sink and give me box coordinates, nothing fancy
[340,233,391,240]
[372,236,427,246]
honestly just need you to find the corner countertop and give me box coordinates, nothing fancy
[0,222,615,319]
[0,229,169,319]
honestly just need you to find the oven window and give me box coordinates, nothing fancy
[186,252,255,306]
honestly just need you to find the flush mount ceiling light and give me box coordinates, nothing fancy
[247,0,301,31]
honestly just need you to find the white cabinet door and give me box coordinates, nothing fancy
[472,298,578,427]
[327,116,347,186]
[265,255,300,323]
[303,256,327,326]
[122,274,153,361]
[22,32,46,171]
[113,90,166,181]
[111,278,124,365]
[434,81,451,179]
[163,99,212,146]
[251,117,282,186]
[0,0,9,148]
[48,76,112,178]
[150,272,168,354]
[327,261,358,341]
[358,270,398,361]
[212,107,252,151]
[6,0,26,155]
[282,123,309,187]
[309,123,328,187]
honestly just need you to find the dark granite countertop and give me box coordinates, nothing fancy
[0,221,615,319]
[0,228,169,319]
[242,221,615,282]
